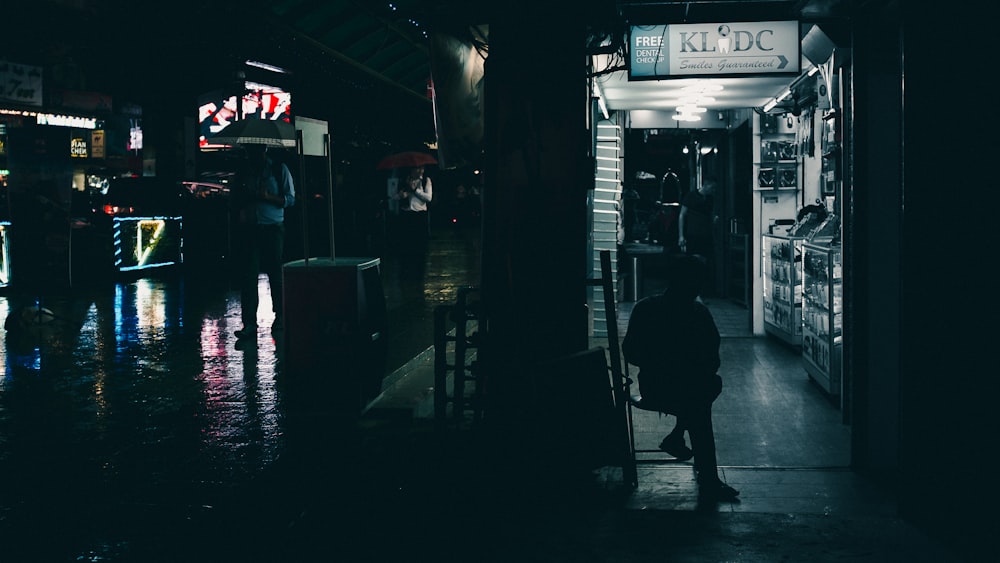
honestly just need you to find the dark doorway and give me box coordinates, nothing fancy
[726,120,753,307]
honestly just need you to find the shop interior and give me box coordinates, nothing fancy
[592,23,849,467]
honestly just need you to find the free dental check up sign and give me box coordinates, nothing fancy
[629,21,800,80]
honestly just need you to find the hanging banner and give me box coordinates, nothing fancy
[429,26,488,170]
[630,21,800,80]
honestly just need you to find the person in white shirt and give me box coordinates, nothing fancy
[397,165,433,278]
[233,144,295,340]
[400,165,432,213]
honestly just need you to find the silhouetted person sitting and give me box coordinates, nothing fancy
[622,254,739,501]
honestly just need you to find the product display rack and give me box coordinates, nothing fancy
[762,233,804,346]
[802,242,843,396]
[754,120,799,192]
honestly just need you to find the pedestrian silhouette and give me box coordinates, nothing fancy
[232,144,296,341]
[622,254,739,501]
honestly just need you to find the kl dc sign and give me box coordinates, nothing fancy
[629,21,800,80]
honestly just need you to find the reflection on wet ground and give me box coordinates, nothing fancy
[0,227,480,560]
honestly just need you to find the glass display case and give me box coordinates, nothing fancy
[802,242,843,396]
[762,233,804,345]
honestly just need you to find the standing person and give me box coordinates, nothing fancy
[678,177,718,259]
[232,144,295,340]
[397,164,433,278]
[678,177,719,297]
[621,254,739,501]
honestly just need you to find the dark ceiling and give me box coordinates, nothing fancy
[6,0,848,104]
[3,0,848,148]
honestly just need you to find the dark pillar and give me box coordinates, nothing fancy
[892,3,997,558]
[850,0,902,480]
[479,9,591,448]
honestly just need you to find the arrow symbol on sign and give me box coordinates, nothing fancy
[776,55,789,69]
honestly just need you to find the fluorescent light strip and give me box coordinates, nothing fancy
[245,60,290,74]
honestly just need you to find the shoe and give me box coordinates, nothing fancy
[234,327,256,339]
[698,479,740,501]
[659,434,693,461]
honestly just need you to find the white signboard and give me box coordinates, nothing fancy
[295,116,328,157]
[630,21,800,79]
[0,60,43,106]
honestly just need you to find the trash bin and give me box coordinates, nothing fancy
[282,257,387,413]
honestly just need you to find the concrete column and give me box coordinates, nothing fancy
[479,9,591,440]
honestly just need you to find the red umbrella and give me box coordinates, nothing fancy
[376,151,438,170]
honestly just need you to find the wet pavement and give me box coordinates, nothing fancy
[0,227,482,561]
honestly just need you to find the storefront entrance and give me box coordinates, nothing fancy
[590,20,852,470]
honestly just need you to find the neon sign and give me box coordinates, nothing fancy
[112,216,183,271]
[36,113,97,129]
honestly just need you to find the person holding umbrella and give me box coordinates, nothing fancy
[377,151,436,279]
[232,143,295,341]
[396,164,433,279]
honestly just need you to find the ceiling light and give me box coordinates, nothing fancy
[245,60,290,74]
[763,86,795,113]
[676,105,707,113]
[678,96,716,105]
[681,82,724,93]
[672,113,702,122]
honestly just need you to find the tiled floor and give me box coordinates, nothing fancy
[406,280,850,463]
[391,293,862,509]
[376,249,876,518]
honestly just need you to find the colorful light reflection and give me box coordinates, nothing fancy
[0,222,10,286]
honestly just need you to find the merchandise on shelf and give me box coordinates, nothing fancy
[802,241,843,398]
[762,233,804,346]
[755,124,800,192]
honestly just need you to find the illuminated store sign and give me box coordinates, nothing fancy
[113,216,182,271]
[71,137,88,158]
[630,21,800,80]
[128,125,142,150]
[36,113,97,129]
[198,82,291,149]
[91,130,105,158]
